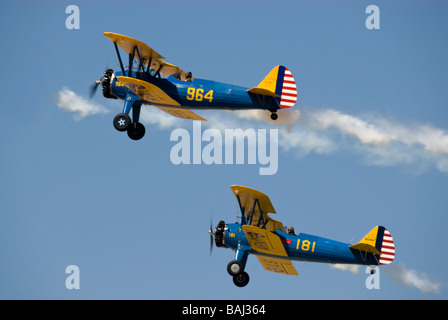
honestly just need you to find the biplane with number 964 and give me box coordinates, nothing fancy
[90,32,298,140]
[209,186,395,287]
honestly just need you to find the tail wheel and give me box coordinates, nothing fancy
[113,113,131,132]
[270,112,278,120]
[127,122,146,140]
[233,272,250,288]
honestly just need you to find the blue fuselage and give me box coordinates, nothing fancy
[224,223,379,266]
[109,71,280,111]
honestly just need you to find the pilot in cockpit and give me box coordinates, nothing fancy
[287,226,296,236]
[173,71,192,82]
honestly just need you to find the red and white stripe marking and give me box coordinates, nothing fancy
[279,68,297,109]
[379,228,395,265]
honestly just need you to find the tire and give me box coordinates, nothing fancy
[127,122,146,140]
[227,260,243,276]
[233,272,250,287]
[270,112,278,120]
[113,113,131,132]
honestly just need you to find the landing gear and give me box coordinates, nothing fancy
[113,96,146,140]
[233,272,250,288]
[113,113,146,140]
[127,122,146,140]
[270,112,278,121]
[227,252,250,287]
[113,113,131,132]
[227,260,244,276]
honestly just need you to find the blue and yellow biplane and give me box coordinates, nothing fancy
[91,32,297,140]
[209,186,396,287]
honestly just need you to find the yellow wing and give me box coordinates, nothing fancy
[242,225,298,276]
[103,32,165,64]
[116,76,180,106]
[150,60,193,82]
[155,107,207,121]
[231,185,285,233]
[256,256,299,276]
[242,225,287,257]
[116,77,205,120]
[104,32,192,81]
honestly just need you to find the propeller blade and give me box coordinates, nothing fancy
[209,221,214,256]
[89,82,100,100]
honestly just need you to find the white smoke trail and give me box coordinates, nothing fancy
[331,263,441,294]
[331,264,361,274]
[384,264,441,294]
[56,87,109,121]
[234,107,448,174]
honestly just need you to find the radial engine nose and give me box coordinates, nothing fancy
[101,69,117,99]
[214,220,227,248]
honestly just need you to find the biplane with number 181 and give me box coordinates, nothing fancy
[90,32,298,140]
[209,186,395,287]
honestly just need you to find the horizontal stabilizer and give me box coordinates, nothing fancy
[247,87,280,97]
[349,243,380,255]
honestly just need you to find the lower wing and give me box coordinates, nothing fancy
[256,256,299,276]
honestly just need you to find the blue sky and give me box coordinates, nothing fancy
[1,0,447,299]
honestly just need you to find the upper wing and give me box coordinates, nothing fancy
[231,185,285,233]
[104,32,192,81]
[116,76,180,106]
[104,32,165,65]
[256,256,299,276]
[155,106,207,121]
[150,60,193,82]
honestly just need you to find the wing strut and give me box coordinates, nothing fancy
[235,194,247,225]
[127,46,135,76]
[249,199,267,229]
[114,42,126,75]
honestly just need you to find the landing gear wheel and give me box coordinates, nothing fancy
[113,113,131,132]
[270,112,278,121]
[227,260,244,276]
[127,122,146,141]
[233,272,250,287]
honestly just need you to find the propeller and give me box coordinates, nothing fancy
[89,79,102,100]
[89,69,114,100]
[208,220,227,256]
[208,220,215,256]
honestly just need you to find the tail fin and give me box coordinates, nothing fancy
[247,65,298,109]
[349,226,395,265]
